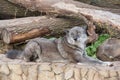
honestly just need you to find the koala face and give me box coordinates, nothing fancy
[66,26,88,49]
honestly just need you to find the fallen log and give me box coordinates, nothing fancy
[7,0,120,33]
[0,0,42,19]
[1,0,120,43]
[0,16,83,44]
[1,28,50,44]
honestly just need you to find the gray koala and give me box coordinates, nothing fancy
[6,26,111,65]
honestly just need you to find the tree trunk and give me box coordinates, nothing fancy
[0,16,83,44]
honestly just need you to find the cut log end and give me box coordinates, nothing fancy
[1,28,51,44]
[1,28,11,44]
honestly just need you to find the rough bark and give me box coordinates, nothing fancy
[7,0,120,27]
[1,28,50,44]
[1,0,120,43]
[0,0,42,19]
[0,16,83,44]
[7,0,120,39]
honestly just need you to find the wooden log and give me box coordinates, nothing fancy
[1,28,50,44]
[0,0,42,19]
[7,0,120,30]
[0,16,83,44]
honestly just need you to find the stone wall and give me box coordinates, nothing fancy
[0,54,120,80]
[0,62,120,80]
